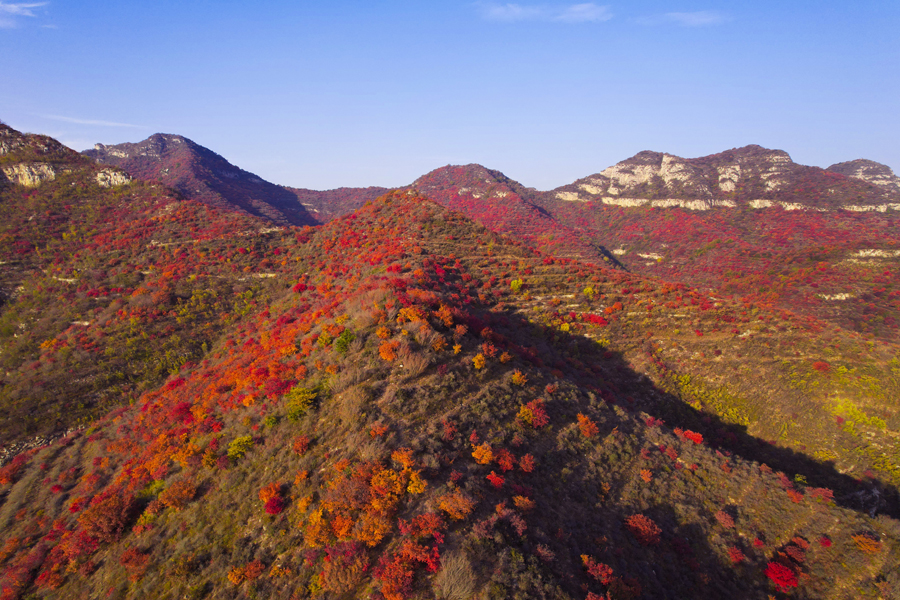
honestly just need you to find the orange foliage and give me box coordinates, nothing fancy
[472,443,493,465]
[159,479,196,511]
[258,482,280,504]
[391,448,415,469]
[577,413,599,438]
[379,340,400,361]
[438,491,475,520]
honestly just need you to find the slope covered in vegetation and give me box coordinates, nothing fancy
[0,161,898,598]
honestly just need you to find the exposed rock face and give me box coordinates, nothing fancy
[0,127,27,157]
[827,159,900,195]
[1,163,57,187]
[548,145,898,211]
[95,168,132,188]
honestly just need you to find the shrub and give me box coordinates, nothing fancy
[334,329,356,354]
[227,435,254,461]
[438,492,475,520]
[285,385,317,421]
[159,479,196,511]
[78,490,136,543]
[624,514,661,546]
[577,413,598,438]
[765,562,797,592]
[472,443,493,465]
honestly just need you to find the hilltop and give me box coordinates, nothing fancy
[0,123,898,599]
[83,135,387,226]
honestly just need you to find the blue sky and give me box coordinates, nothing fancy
[1,1,898,190]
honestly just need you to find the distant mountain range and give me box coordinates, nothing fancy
[78,135,900,343]
[82,135,900,221]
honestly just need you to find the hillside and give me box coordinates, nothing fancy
[1,124,899,599]
[400,151,900,343]
[83,135,387,227]
[1,122,301,447]
[84,135,320,226]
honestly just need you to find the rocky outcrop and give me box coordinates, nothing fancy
[95,168,132,188]
[827,159,900,195]
[547,145,898,211]
[2,163,57,187]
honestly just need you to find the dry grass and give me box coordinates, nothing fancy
[433,549,479,600]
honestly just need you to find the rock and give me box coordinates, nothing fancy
[95,168,132,188]
[1,163,57,187]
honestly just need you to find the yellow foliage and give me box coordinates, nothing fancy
[513,496,534,512]
[354,512,391,547]
[304,509,332,547]
[511,370,528,386]
[406,471,426,494]
[472,353,486,370]
[295,495,313,513]
[227,566,245,586]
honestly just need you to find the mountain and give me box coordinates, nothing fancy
[0,123,899,599]
[80,134,900,343]
[407,164,621,266]
[84,134,341,227]
[547,145,900,209]
[827,159,900,196]
[285,185,392,223]
[1,122,291,445]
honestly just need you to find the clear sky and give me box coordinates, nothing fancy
[1,1,898,190]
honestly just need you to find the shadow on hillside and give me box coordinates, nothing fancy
[408,292,900,597]
[430,298,900,599]
[533,311,896,518]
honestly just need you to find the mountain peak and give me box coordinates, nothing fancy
[83,134,322,226]
[827,159,900,194]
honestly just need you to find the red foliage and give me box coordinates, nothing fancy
[682,430,703,444]
[486,471,504,489]
[581,554,614,584]
[624,514,661,546]
[292,435,310,455]
[494,449,515,472]
[727,546,746,564]
[812,361,831,372]
[765,562,798,592]
[264,496,285,515]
